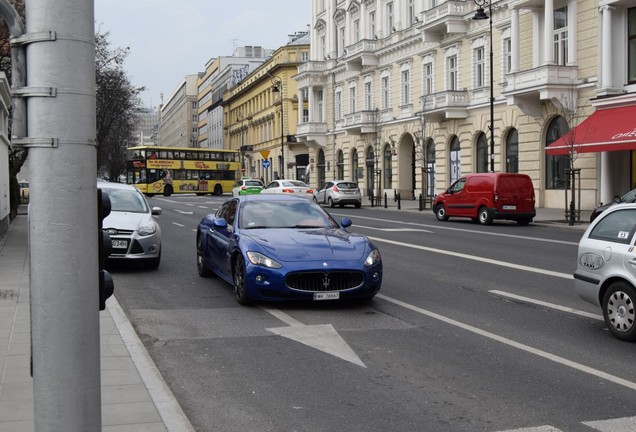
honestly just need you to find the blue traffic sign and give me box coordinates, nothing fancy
[262,159,271,169]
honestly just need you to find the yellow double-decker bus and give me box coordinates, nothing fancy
[126,146,240,196]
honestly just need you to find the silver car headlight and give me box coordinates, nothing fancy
[364,249,381,266]
[247,251,282,269]
[137,222,157,237]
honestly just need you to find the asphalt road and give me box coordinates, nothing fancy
[108,194,636,432]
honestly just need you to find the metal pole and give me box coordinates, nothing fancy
[488,2,495,172]
[26,0,102,430]
[281,88,285,179]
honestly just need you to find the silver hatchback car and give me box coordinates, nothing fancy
[574,203,636,341]
[313,180,362,208]
[99,182,163,269]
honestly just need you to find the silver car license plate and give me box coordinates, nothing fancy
[112,239,128,249]
[314,292,340,300]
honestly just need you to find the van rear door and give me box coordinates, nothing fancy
[496,175,535,213]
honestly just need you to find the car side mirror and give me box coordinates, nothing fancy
[213,218,228,229]
[152,207,162,216]
[341,217,352,228]
[614,195,622,203]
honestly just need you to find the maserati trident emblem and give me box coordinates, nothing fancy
[322,276,330,289]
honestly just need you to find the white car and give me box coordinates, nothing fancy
[232,178,264,197]
[98,181,163,269]
[574,202,636,341]
[260,179,314,199]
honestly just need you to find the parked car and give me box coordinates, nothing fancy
[314,180,362,208]
[433,173,536,225]
[19,180,29,204]
[98,181,162,269]
[589,188,636,222]
[232,178,264,197]
[196,194,382,305]
[260,179,314,199]
[574,203,636,341]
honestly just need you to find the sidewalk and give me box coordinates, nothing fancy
[0,210,195,432]
[0,202,589,431]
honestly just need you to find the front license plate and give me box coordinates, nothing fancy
[502,205,516,210]
[111,239,128,249]
[313,292,340,301]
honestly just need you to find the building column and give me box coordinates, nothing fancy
[544,0,554,65]
[308,86,315,123]
[511,8,520,73]
[298,86,304,124]
[601,5,614,89]
[600,152,612,204]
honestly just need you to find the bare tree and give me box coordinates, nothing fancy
[95,30,144,181]
[413,108,430,205]
[554,82,587,224]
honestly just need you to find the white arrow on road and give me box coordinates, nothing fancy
[174,209,193,214]
[261,307,366,368]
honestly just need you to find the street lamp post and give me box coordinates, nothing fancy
[271,77,285,179]
[473,1,495,173]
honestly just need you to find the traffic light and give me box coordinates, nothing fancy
[98,189,114,310]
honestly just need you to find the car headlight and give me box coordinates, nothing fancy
[364,249,381,267]
[137,223,157,236]
[246,251,282,269]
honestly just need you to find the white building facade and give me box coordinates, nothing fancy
[158,74,200,148]
[295,0,636,210]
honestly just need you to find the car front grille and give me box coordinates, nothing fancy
[285,271,364,292]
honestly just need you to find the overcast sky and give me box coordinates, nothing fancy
[95,0,311,109]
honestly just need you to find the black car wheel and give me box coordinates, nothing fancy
[233,255,251,305]
[145,249,161,270]
[328,197,335,208]
[196,236,213,277]
[435,204,448,221]
[602,281,636,341]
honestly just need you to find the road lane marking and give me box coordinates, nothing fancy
[377,294,636,392]
[356,224,433,233]
[489,290,603,321]
[260,307,366,368]
[368,236,573,279]
[583,416,636,431]
[172,222,185,227]
[336,213,579,246]
[174,209,193,215]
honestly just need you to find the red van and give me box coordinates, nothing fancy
[433,173,536,225]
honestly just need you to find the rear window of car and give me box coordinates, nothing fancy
[282,180,308,187]
[589,208,636,244]
[337,182,358,189]
[244,180,263,187]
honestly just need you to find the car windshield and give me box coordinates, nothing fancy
[239,200,338,229]
[103,188,149,213]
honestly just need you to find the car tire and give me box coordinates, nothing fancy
[478,207,492,225]
[145,249,161,270]
[196,236,213,277]
[313,196,318,204]
[214,184,223,195]
[602,281,636,341]
[517,217,532,226]
[355,202,361,209]
[233,255,251,305]
[435,204,448,221]
[163,185,173,197]
[328,197,335,208]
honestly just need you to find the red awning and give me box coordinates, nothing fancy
[546,105,636,155]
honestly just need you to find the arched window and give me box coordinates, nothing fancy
[384,144,392,189]
[317,149,326,187]
[450,136,461,183]
[426,138,436,197]
[476,132,488,173]
[351,149,359,183]
[337,150,345,179]
[506,128,519,173]
[545,116,569,189]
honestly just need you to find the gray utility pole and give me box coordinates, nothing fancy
[12,0,101,430]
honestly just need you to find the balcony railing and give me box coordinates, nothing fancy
[422,0,469,39]
[420,91,469,120]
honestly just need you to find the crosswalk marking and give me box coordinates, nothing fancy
[494,416,636,432]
